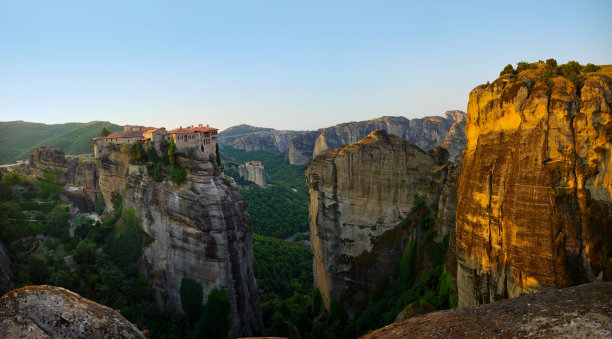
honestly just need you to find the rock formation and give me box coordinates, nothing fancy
[238,161,267,187]
[222,113,467,166]
[306,130,450,315]
[232,130,303,155]
[363,282,612,338]
[94,144,262,337]
[0,242,13,296]
[28,146,68,184]
[456,69,612,306]
[0,285,145,338]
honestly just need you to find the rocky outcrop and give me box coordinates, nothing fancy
[306,130,450,315]
[456,70,612,306]
[28,146,68,184]
[232,130,303,155]
[95,144,262,337]
[287,130,320,165]
[0,285,145,338]
[238,161,267,187]
[223,113,467,166]
[298,114,467,166]
[363,282,612,338]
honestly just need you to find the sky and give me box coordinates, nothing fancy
[1,0,611,131]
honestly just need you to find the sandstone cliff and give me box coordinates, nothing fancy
[231,130,303,155]
[306,130,451,315]
[238,162,267,187]
[223,113,467,166]
[28,146,68,184]
[93,144,262,337]
[294,113,467,165]
[0,285,145,338]
[456,69,612,306]
[362,281,612,339]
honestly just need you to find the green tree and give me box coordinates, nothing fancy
[180,278,203,325]
[199,287,231,339]
[100,127,111,137]
[95,194,106,215]
[516,61,531,72]
[583,63,599,73]
[546,58,557,68]
[216,143,221,167]
[500,64,516,76]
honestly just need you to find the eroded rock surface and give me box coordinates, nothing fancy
[306,130,450,315]
[363,282,612,339]
[28,146,68,183]
[95,144,262,337]
[456,70,612,306]
[222,113,467,165]
[0,285,145,338]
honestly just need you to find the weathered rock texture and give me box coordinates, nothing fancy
[0,242,13,296]
[456,70,612,306]
[222,112,467,165]
[94,144,262,337]
[0,285,145,338]
[238,161,267,187]
[363,281,612,339]
[232,130,303,155]
[28,146,68,184]
[306,130,450,315]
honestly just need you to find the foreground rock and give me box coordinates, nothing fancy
[0,285,145,338]
[363,282,612,339]
[306,130,451,316]
[456,68,612,306]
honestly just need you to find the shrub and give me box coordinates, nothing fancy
[516,61,531,72]
[546,58,557,68]
[95,193,106,215]
[169,165,187,186]
[500,64,516,76]
[582,63,599,73]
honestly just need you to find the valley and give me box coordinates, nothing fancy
[0,60,611,338]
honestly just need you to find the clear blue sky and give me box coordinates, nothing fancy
[1,0,610,131]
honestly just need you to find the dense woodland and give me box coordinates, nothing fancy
[220,146,309,239]
[0,121,122,164]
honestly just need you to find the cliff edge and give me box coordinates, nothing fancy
[0,285,145,338]
[362,282,612,338]
[456,66,612,306]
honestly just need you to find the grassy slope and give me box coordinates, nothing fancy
[0,121,122,164]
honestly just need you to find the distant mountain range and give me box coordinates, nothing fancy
[219,111,467,165]
[0,121,122,164]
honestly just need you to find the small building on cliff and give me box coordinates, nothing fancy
[238,160,267,187]
[92,123,218,157]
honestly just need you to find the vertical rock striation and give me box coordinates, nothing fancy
[221,113,467,166]
[456,70,612,306]
[306,130,450,315]
[87,145,262,336]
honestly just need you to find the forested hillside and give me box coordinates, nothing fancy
[0,121,121,164]
[221,146,308,239]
